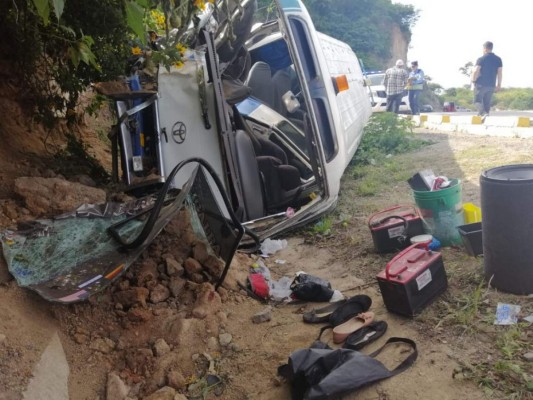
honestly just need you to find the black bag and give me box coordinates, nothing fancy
[278,337,417,400]
[290,273,333,302]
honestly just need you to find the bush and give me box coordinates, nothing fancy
[352,113,428,165]
[0,0,130,128]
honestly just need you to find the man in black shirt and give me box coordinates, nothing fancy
[471,41,503,118]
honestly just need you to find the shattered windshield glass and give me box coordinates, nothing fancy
[1,164,244,303]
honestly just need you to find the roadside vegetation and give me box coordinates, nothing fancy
[441,87,533,111]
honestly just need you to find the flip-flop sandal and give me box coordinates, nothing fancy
[303,300,347,323]
[343,320,388,351]
[329,294,372,327]
[332,311,375,344]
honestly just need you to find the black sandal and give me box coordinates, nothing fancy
[328,294,372,327]
[303,300,347,323]
[343,320,388,351]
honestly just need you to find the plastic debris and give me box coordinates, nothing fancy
[290,272,333,302]
[260,238,288,256]
[428,237,441,251]
[250,259,271,281]
[494,303,521,325]
[269,276,293,302]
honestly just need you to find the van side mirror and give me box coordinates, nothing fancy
[282,91,301,113]
[363,78,372,87]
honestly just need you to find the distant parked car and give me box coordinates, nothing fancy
[443,101,456,112]
[366,71,410,113]
[455,106,472,112]
[420,104,433,113]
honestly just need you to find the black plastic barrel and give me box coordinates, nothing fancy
[480,164,533,294]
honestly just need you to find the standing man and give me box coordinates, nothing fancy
[407,61,425,115]
[383,59,408,114]
[471,41,503,118]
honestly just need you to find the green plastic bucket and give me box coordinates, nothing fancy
[413,179,464,246]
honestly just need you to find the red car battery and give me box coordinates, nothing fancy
[376,243,448,317]
[368,205,425,253]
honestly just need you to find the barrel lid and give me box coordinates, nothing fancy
[482,164,533,181]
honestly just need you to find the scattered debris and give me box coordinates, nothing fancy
[407,169,451,191]
[523,314,533,323]
[260,238,288,256]
[494,303,521,325]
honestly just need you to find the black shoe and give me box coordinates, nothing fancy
[303,300,347,323]
[329,294,372,327]
[343,320,388,351]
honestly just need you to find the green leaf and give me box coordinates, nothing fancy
[135,0,149,8]
[125,1,147,45]
[58,24,76,37]
[67,36,100,71]
[78,42,92,64]
[52,0,65,20]
[32,0,50,25]
[68,46,80,68]
[78,38,100,71]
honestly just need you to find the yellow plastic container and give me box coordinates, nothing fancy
[463,202,482,223]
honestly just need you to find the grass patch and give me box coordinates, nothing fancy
[347,113,431,197]
[350,158,414,197]
[310,216,333,236]
[352,113,430,166]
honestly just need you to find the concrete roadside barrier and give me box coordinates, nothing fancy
[404,114,533,138]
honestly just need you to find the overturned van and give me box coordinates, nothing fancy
[108,0,371,244]
[0,0,373,303]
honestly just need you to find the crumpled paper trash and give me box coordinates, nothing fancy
[494,303,521,325]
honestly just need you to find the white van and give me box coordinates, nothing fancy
[108,0,371,247]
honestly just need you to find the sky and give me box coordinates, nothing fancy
[393,0,531,89]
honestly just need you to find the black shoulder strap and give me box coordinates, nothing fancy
[368,337,418,376]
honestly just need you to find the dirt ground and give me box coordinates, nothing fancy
[0,85,531,400]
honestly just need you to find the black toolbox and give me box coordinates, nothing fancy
[376,243,448,317]
[368,205,425,253]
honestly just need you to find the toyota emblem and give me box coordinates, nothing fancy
[171,121,186,144]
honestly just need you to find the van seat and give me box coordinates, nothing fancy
[244,61,274,108]
[271,69,292,117]
[232,106,303,213]
[234,129,265,220]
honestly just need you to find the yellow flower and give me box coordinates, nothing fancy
[131,47,142,55]
[175,43,187,56]
[194,0,206,10]
[150,9,165,30]
[174,60,184,68]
